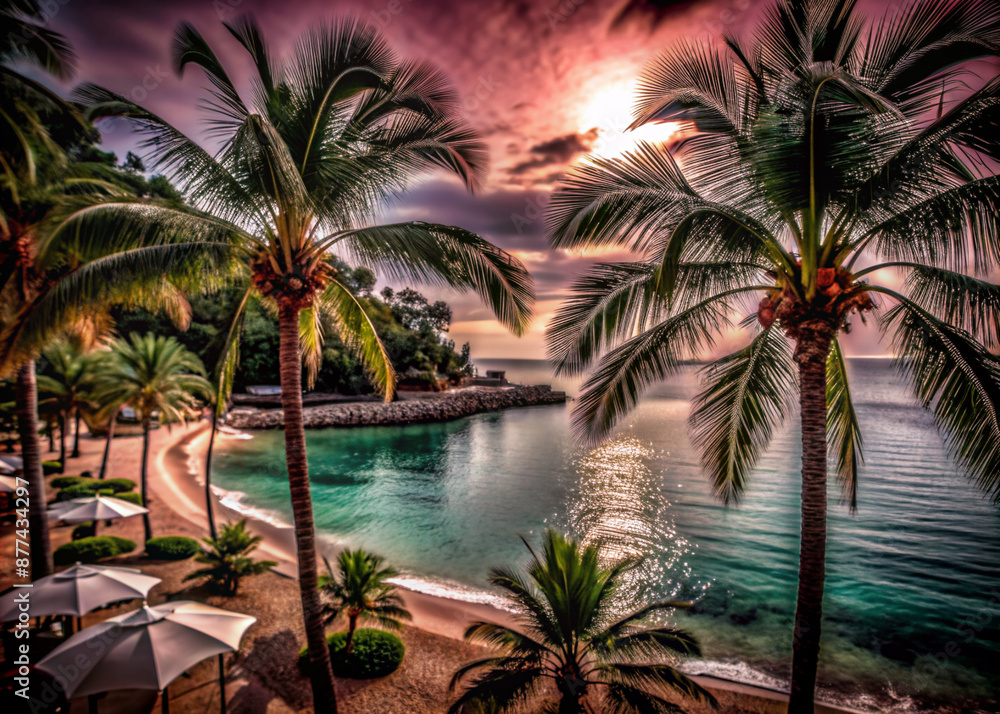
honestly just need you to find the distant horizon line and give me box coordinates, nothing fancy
[472,355,897,363]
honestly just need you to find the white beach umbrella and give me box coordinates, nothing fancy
[0,564,161,622]
[38,600,256,712]
[47,495,149,524]
[0,474,18,492]
[0,455,21,474]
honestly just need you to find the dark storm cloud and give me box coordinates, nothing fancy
[509,129,598,177]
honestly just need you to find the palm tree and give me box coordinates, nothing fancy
[37,340,96,466]
[1,1,207,579]
[184,519,277,595]
[545,0,1000,710]
[90,333,211,542]
[318,549,411,654]
[449,530,713,714]
[76,17,534,711]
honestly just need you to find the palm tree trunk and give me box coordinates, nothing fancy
[278,303,338,714]
[99,410,117,480]
[47,420,55,452]
[16,361,53,578]
[346,615,357,654]
[58,412,66,473]
[205,409,219,540]
[788,329,833,713]
[140,418,153,543]
[72,409,82,458]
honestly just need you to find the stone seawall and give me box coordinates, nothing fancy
[225,385,567,429]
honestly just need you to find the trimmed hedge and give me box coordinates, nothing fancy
[42,461,62,475]
[50,476,88,489]
[145,536,200,560]
[94,478,137,493]
[58,483,98,500]
[71,523,95,540]
[299,629,405,679]
[113,492,143,506]
[54,536,136,565]
[106,536,137,554]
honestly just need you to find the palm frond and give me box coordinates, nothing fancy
[337,222,533,336]
[826,337,863,511]
[598,663,716,706]
[689,326,796,504]
[877,288,1000,503]
[318,277,396,399]
[573,287,759,446]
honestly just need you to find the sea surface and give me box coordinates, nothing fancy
[213,358,1000,711]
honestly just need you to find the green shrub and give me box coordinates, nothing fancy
[71,522,95,540]
[106,536,136,554]
[58,483,98,500]
[298,629,405,679]
[54,536,135,565]
[42,461,61,475]
[113,492,143,506]
[94,478,136,493]
[51,476,87,489]
[145,536,200,560]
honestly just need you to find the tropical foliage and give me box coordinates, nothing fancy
[319,549,411,654]
[75,16,534,710]
[184,519,277,595]
[115,273,474,394]
[37,340,96,464]
[90,333,211,541]
[1,0,220,578]
[545,0,1000,708]
[449,530,713,713]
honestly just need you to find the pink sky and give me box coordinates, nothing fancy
[40,0,955,359]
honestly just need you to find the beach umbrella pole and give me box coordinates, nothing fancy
[88,694,98,714]
[218,654,226,714]
[161,685,169,714]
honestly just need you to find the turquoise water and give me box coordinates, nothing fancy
[213,359,1000,710]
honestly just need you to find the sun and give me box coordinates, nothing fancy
[579,83,681,159]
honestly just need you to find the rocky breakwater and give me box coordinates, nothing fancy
[225,385,567,429]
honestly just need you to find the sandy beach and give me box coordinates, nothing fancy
[2,420,868,713]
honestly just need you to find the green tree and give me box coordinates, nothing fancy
[318,549,411,654]
[0,1,209,578]
[90,334,211,542]
[449,530,712,714]
[77,17,534,711]
[545,1,1000,709]
[37,340,95,466]
[184,519,277,595]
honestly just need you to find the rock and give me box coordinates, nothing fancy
[225,385,568,430]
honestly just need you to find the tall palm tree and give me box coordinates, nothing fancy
[318,549,411,654]
[37,339,95,465]
[545,1,1000,710]
[90,333,211,542]
[1,0,211,579]
[1,0,77,580]
[76,16,534,711]
[449,530,713,713]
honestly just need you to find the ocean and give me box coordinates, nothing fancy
[212,358,1000,711]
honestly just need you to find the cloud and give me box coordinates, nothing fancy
[509,129,599,178]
